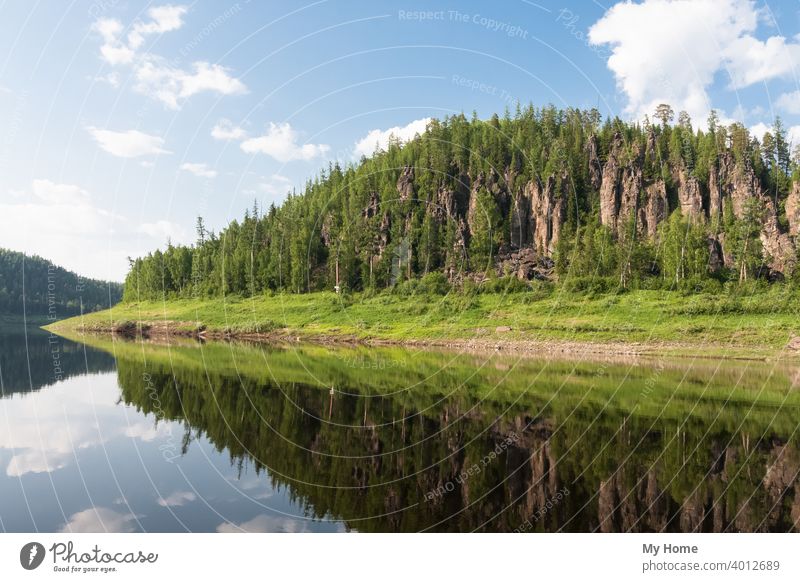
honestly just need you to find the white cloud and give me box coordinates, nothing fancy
[0,191,122,281]
[89,71,121,87]
[353,117,430,158]
[258,174,292,196]
[789,125,800,147]
[134,58,246,110]
[91,6,246,109]
[1,374,126,477]
[157,491,196,507]
[0,179,187,280]
[61,507,138,533]
[749,122,770,142]
[749,122,800,146]
[216,514,312,533]
[180,162,217,178]
[241,122,329,162]
[93,17,135,65]
[776,91,800,115]
[127,4,188,49]
[138,219,189,243]
[211,118,247,140]
[87,126,170,158]
[588,0,800,122]
[31,179,91,205]
[93,5,187,65]
[723,34,800,89]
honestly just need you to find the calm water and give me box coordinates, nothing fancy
[1,325,800,532]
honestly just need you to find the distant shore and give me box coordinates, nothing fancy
[44,289,800,361]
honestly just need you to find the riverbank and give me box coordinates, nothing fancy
[44,288,800,360]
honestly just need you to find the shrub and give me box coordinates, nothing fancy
[418,272,450,295]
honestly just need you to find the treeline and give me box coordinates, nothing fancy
[0,248,123,318]
[123,105,800,301]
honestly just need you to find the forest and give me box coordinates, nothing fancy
[122,104,800,302]
[0,248,123,318]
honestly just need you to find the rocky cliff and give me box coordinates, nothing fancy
[384,129,799,279]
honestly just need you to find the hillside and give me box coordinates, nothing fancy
[0,248,123,319]
[122,105,799,300]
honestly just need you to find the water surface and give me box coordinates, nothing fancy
[1,326,799,532]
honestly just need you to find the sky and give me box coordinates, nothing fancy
[0,0,798,282]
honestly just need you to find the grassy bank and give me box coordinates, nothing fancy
[45,285,800,359]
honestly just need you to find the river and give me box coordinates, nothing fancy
[1,324,799,532]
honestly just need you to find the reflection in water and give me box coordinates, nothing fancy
[0,326,115,398]
[104,338,800,533]
[2,327,800,532]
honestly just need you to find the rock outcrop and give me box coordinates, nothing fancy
[677,171,704,220]
[639,180,668,239]
[396,165,415,202]
[530,175,566,255]
[786,182,800,237]
[761,198,795,275]
[600,133,623,231]
[365,134,800,280]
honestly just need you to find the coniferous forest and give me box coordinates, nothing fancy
[0,248,123,317]
[123,105,800,302]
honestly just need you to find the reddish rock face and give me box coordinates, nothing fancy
[600,132,623,231]
[377,135,800,278]
[396,165,415,202]
[639,180,668,239]
[678,171,703,220]
[587,134,602,190]
[530,175,566,255]
[761,198,795,275]
[787,182,800,237]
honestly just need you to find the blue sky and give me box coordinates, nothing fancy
[0,0,798,281]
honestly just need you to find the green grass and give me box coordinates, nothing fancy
[46,286,800,359]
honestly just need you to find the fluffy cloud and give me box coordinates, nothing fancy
[750,122,800,146]
[87,126,170,158]
[776,91,800,115]
[157,491,197,507]
[216,514,313,533]
[241,122,329,162]
[790,125,800,147]
[0,179,185,280]
[211,118,247,140]
[31,179,91,205]
[134,59,246,110]
[94,5,187,66]
[60,507,138,533]
[127,4,188,49]
[588,0,800,122]
[258,174,292,196]
[138,219,189,243]
[180,162,217,178]
[92,5,246,110]
[723,34,800,89]
[353,118,430,158]
[93,18,135,65]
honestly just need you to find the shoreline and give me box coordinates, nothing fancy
[46,318,796,363]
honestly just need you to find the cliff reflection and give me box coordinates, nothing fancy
[108,339,800,532]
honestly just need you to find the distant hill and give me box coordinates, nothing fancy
[0,248,123,319]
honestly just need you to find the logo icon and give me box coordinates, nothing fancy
[20,542,45,570]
